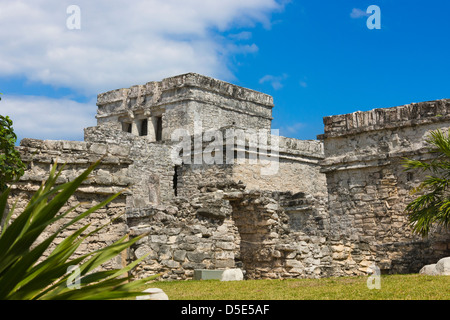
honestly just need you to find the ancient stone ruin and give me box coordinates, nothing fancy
[8,73,450,280]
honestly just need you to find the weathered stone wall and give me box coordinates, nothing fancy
[174,131,327,200]
[84,125,177,204]
[127,180,331,280]
[232,136,326,198]
[225,189,330,279]
[8,138,132,270]
[127,190,241,280]
[176,164,234,198]
[319,99,450,275]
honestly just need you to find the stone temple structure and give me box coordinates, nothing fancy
[8,73,450,280]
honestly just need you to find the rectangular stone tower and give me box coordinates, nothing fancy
[95,73,274,142]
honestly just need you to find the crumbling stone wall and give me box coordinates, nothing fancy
[84,125,177,204]
[127,179,331,280]
[8,138,132,270]
[224,189,330,279]
[231,136,326,197]
[127,187,241,280]
[319,99,450,274]
[175,130,327,201]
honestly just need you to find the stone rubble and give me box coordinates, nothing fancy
[419,257,450,276]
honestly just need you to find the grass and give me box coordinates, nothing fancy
[140,274,450,300]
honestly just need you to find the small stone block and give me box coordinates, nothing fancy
[193,269,224,280]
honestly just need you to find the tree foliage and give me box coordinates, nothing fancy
[0,104,26,191]
[404,128,450,237]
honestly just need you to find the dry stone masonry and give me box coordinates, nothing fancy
[318,99,450,275]
[7,73,450,280]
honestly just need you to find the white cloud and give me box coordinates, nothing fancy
[0,0,284,95]
[259,73,288,90]
[284,122,304,134]
[277,121,304,138]
[350,8,369,19]
[229,31,253,40]
[0,95,97,142]
[0,1,285,141]
[299,76,308,88]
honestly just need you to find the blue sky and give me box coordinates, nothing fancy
[1,0,450,142]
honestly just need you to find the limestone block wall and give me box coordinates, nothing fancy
[84,125,177,204]
[231,136,327,198]
[224,190,330,279]
[8,138,132,270]
[118,122,331,280]
[175,131,327,200]
[176,164,234,198]
[127,191,241,280]
[319,99,450,274]
[127,179,331,280]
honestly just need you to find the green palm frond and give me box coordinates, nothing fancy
[0,161,157,300]
[403,127,450,237]
[426,128,450,158]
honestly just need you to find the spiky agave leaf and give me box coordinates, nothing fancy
[0,161,158,300]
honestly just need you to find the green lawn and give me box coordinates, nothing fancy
[141,274,450,300]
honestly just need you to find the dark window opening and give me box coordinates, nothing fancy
[173,165,179,196]
[407,172,413,182]
[123,122,132,133]
[155,116,162,141]
[140,119,148,136]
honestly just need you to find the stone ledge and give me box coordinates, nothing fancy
[319,147,434,173]
[318,99,450,139]
[97,73,274,108]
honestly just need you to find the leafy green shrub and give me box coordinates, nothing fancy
[0,114,26,192]
[0,161,156,300]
